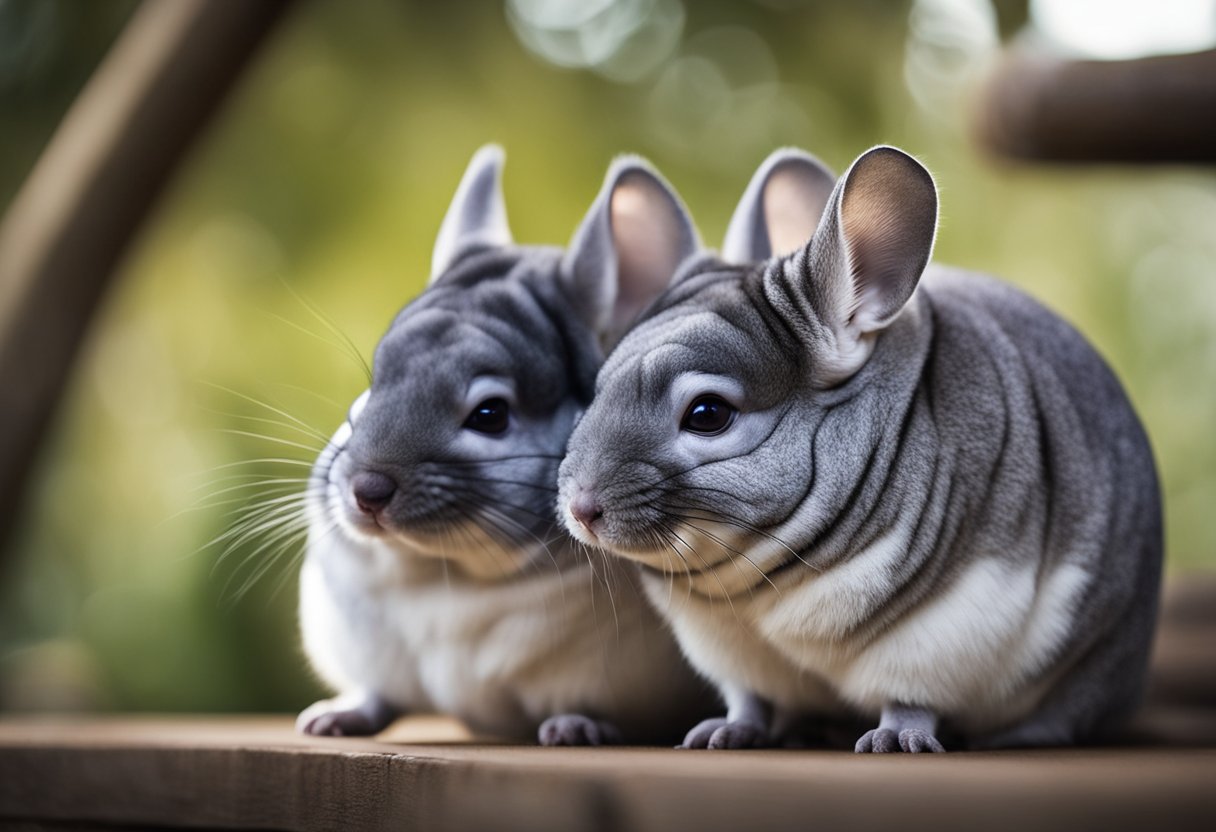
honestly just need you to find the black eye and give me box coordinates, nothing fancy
[464,397,509,434]
[681,395,735,435]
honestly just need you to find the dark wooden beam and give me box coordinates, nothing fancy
[975,48,1216,164]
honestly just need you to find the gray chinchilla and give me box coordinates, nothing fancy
[558,145,1163,752]
[297,145,714,745]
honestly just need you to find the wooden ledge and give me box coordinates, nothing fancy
[2,578,1213,831]
[1,713,1215,832]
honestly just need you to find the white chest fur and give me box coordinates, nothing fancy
[651,525,1090,730]
[300,536,688,738]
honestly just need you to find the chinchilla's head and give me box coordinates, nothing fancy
[558,146,938,571]
[312,145,700,580]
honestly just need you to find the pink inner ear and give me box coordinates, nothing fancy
[764,166,833,257]
[838,151,936,331]
[610,180,682,326]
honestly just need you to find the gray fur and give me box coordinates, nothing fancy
[299,147,715,745]
[430,144,513,280]
[558,145,1163,751]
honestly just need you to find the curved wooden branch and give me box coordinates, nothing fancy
[0,0,294,559]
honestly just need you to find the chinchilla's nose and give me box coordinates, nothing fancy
[568,490,604,534]
[351,471,397,515]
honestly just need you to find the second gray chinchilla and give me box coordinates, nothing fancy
[296,146,713,745]
[557,145,1163,752]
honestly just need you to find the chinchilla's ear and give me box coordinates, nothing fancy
[562,156,700,344]
[722,148,836,264]
[789,145,937,382]
[430,145,513,281]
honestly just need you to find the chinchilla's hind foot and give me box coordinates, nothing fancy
[854,704,946,754]
[296,691,399,737]
[679,717,767,750]
[538,713,624,746]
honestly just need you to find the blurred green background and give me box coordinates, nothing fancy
[1,0,1214,713]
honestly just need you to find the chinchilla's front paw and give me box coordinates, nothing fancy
[854,727,945,754]
[679,717,767,750]
[897,727,946,753]
[538,714,623,746]
[296,693,397,737]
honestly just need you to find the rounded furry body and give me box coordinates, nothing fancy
[295,148,714,744]
[558,147,1163,750]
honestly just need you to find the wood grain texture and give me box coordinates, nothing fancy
[1,575,1214,832]
[0,715,1214,832]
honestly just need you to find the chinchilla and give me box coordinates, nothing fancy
[557,145,1163,752]
[296,145,714,745]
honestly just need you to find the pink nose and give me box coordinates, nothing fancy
[351,471,396,515]
[568,491,604,532]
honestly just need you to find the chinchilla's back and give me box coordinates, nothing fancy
[764,263,1165,740]
[919,267,1162,740]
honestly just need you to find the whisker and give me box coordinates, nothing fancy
[215,428,325,455]
[669,527,742,619]
[159,481,310,528]
[215,507,310,592]
[208,500,312,570]
[441,483,558,526]
[425,470,559,494]
[189,477,311,504]
[658,528,697,608]
[185,471,313,494]
[663,497,818,573]
[476,499,562,574]
[224,523,310,606]
[268,515,339,602]
[276,276,373,382]
[200,381,334,446]
[445,494,519,579]
[439,453,564,465]
[205,410,332,447]
[669,514,780,595]
[268,381,349,413]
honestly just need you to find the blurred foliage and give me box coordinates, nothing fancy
[1,0,1214,713]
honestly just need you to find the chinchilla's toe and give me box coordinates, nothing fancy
[538,714,622,746]
[855,727,901,753]
[679,717,729,749]
[899,728,945,753]
[706,721,766,750]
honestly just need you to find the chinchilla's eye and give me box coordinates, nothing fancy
[680,395,736,436]
[464,397,510,434]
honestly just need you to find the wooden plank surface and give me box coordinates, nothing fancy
[0,576,1213,832]
[1,715,1215,832]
